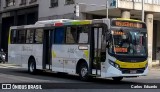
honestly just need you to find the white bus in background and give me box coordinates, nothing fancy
[8,18,148,81]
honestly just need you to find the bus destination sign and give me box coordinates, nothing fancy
[112,20,146,28]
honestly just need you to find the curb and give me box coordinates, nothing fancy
[0,64,21,66]
[150,69,160,71]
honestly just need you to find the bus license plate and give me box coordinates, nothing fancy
[130,70,137,74]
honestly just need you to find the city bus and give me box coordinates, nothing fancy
[8,18,148,81]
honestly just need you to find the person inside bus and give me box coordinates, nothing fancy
[117,33,130,48]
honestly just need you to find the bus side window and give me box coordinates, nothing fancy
[77,26,89,44]
[54,27,65,44]
[66,27,77,44]
[18,30,26,44]
[11,30,17,44]
[26,29,34,44]
[34,29,43,44]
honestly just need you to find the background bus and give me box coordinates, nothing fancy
[8,18,148,81]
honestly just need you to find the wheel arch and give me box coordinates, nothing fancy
[76,59,88,74]
[28,56,36,65]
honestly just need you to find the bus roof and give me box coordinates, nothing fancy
[35,19,72,25]
[10,18,145,30]
[10,19,93,29]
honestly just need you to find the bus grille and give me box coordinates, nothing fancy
[121,68,145,74]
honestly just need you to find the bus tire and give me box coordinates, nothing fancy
[79,63,89,81]
[28,59,36,74]
[112,77,123,81]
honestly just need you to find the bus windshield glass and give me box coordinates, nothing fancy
[109,28,147,56]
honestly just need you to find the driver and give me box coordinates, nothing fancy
[121,34,129,48]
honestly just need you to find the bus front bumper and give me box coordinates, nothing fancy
[105,65,148,78]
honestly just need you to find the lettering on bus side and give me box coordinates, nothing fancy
[67,48,77,54]
[22,46,33,51]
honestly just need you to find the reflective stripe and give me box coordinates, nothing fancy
[84,50,89,59]
[71,20,92,25]
[8,29,11,44]
[52,51,57,58]
[116,60,147,68]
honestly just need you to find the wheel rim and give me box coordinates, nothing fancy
[81,67,88,77]
[30,62,34,72]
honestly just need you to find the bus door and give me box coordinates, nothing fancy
[90,27,106,75]
[43,30,52,70]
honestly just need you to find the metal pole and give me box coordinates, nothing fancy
[106,0,109,19]
[142,0,144,22]
[74,3,80,20]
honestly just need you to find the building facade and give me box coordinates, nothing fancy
[0,0,39,53]
[1,0,160,67]
[37,0,160,68]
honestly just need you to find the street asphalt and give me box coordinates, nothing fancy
[0,64,160,92]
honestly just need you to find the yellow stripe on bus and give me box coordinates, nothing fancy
[52,51,57,58]
[84,50,89,59]
[8,29,11,44]
[116,60,147,69]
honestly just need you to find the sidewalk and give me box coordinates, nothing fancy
[151,64,160,70]
[0,63,21,68]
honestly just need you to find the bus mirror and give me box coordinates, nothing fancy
[105,41,110,48]
[106,34,111,42]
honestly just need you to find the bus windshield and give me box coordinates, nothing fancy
[109,28,147,56]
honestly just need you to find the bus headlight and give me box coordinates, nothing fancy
[109,60,120,70]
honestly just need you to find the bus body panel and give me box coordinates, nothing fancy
[8,44,43,69]
[105,64,148,78]
[100,51,116,77]
[30,44,43,69]
[52,45,90,74]
[100,52,148,78]
[8,44,23,66]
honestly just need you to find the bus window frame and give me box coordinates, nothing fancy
[26,29,35,44]
[53,27,66,44]
[10,28,44,45]
[49,25,91,45]
[10,29,27,44]
[9,24,92,45]
[34,29,44,44]
[108,26,148,59]
[10,29,18,44]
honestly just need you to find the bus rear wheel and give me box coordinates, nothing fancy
[112,77,123,81]
[79,63,89,81]
[28,59,36,74]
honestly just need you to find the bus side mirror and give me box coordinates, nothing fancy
[106,35,110,41]
[106,34,111,48]
[106,42,110,48]
[106,32,111,41]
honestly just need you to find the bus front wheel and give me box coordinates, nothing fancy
[79,63,89,81]
[112,77,123,81]
[28,59,36,74]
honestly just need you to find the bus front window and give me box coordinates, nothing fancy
[109,29,147,56]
